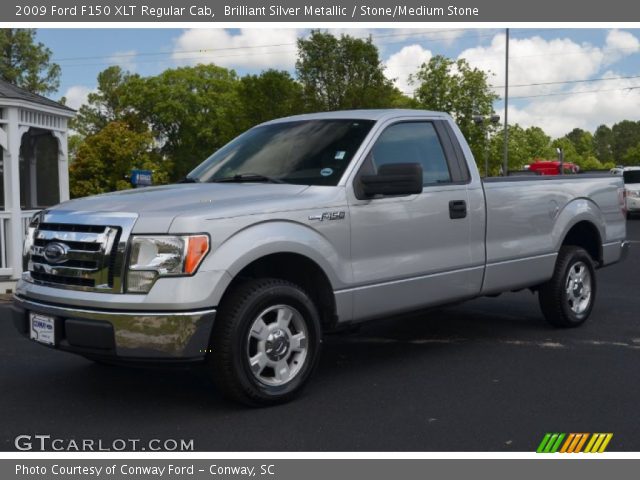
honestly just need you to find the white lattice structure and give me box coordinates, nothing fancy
[0,80,75,289]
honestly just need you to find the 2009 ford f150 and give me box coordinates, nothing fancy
[11,110,630,405]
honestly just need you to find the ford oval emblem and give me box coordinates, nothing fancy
[43,242,69,264]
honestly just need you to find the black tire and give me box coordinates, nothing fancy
[538,246,597,328]
[207,278,322,406]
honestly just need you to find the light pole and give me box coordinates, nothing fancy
[557,147,564,175]
[473,114,501,177]
[503,28,510,176]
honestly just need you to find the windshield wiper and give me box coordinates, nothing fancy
[209,173,286,184]
[177,176,200,183]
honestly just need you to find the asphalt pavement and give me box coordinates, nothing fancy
[1,220,639,452]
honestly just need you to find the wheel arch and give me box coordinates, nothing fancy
[221,252,339,331]
[205,221,349,330]
[561,220,603,265]
[553,198,606,266]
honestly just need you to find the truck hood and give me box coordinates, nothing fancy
[50,183,312,232]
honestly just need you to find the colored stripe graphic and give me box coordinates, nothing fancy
[574,433,589,453]
[536,433,565,453]
[560,433,575,453]
[537,433,613,453]
[536,434,552,453]
[584,433,613,453]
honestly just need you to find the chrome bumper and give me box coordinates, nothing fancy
[11,295,216,360]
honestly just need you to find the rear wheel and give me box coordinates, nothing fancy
[208,278,322,406]
[538,246,596,328]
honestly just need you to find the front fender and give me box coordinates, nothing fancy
[201,220,351,305]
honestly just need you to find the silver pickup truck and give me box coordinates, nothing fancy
[12,110,629,405]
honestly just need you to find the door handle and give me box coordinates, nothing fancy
[449,200,467,219]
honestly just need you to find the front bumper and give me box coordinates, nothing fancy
[11,295,216,362]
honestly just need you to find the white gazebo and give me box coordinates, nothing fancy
[0,79,74,290]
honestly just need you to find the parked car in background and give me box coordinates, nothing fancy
[621,167,640,218]
[528,160,580,175]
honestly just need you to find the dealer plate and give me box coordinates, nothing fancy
[29,313,55,346]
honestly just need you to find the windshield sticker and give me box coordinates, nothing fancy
[320,168,334,177]
[334,151,346,160]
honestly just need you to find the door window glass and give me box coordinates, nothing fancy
[371,122,451,185]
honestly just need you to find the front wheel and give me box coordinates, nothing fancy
[207,278,322,406]
[538,246,597,328]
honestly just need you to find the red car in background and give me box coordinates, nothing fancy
[528,160,580,175]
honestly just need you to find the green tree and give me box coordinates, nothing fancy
[622,143,640,165]
[612,120,640,164]
[489,124,532,173]
[124,64,243,180]
[237,70,304,129]
[70,66,138,137]
[410,55,499,164]
[523,126,554,160]
[551,137,582,165]
[0,29,61,94]
[296,30,400,111]
[69,121,170,198]
[564,128,594,158]
[578,155,608,171]
[593,124,614,164]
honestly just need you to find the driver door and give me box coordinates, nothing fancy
[347,120,479,320]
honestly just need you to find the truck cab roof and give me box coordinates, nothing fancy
[261,109,453,126]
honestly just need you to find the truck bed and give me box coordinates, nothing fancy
[479,174,626,294]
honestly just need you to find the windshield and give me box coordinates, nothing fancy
[623,170,640,184]
[188,119,375,186]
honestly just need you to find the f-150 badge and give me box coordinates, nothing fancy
[308,211,346,221]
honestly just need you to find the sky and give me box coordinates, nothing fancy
[35,27,640,138]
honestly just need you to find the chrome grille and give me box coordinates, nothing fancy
[27,222,122,291]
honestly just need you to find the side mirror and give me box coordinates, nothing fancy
[360,163,423,197]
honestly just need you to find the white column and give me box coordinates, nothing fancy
[52,129,69,202]
[5,107,24,279]
[0,123,9,273]
[0,125,8,208]
[29,139,38,208]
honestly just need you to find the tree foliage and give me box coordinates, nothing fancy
[410,55,499,163]
[237,69,305,128]
[70,66,137,137]
[593,125,614,164]
[65,31,640,196]
[69,122,170,198]
[565,128,595,159]
[0,29,61,94]
[296,30,399,111]
[622,142,640,165]
[486,125,553,174]
[123,64,243,180]
[411,56,498,122]
[611,120,640,164]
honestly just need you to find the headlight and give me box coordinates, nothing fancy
[627,190,640,198]
[126,234,210,293]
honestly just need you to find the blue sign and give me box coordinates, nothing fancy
[130,169,153,187]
